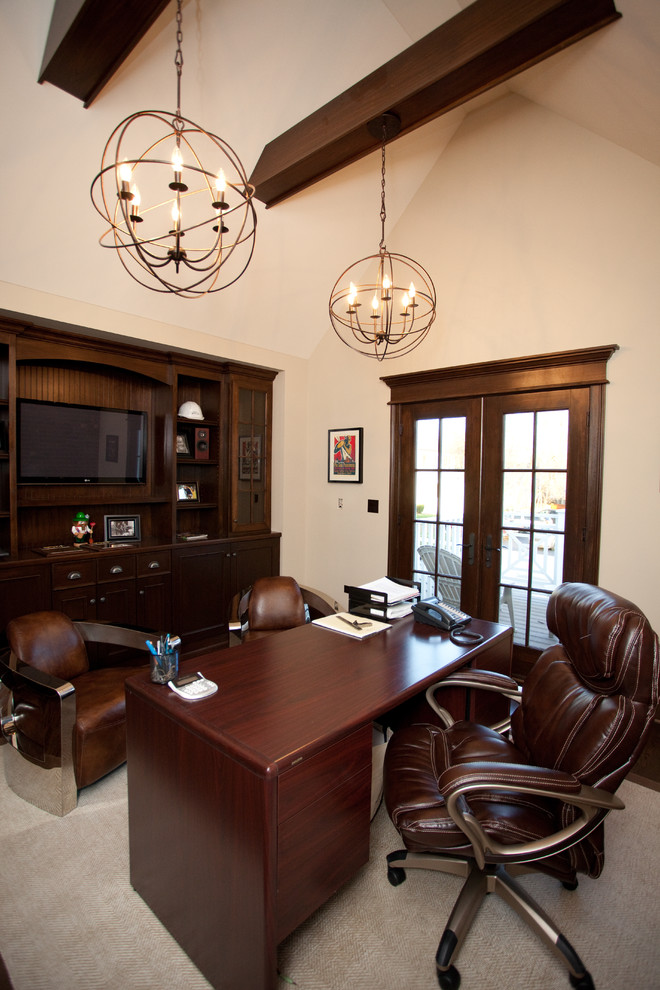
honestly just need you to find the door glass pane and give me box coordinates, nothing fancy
[413,417,466,603]
[416,419,439,469]
[501,410,567,649]
[440,418,465,469]
[535,410,568,469]
[503,412,533,469]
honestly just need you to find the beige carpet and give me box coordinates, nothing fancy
[1,763,659,990]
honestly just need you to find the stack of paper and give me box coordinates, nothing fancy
[358,577,420,618]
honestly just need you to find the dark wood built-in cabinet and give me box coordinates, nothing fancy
[0,318,280,655]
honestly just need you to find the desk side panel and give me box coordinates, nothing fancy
[126,688,277,990]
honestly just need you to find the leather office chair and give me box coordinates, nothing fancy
[0,611,152,816]
[228,575,338,643]
[384,582,659,989]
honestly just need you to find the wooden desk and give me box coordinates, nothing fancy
[125,615,511,989]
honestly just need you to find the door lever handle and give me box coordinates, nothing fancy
[461,532,475,566]
[484,534,501,568]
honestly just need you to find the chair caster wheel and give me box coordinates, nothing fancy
[569,973,594,990]
[562,879,579,890]
[387,865,406,886]
[437,964,460,989]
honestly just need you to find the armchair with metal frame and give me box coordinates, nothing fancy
[1,611,152,816]
[383,582,659,989]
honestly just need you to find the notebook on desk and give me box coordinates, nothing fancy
[312,612,391,639]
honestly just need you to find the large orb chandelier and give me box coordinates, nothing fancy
[329,112,436,360]
[90,0,256,298]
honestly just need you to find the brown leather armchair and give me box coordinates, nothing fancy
[1,611,152,815]
[228,575,338,643]
[384,583,659,990]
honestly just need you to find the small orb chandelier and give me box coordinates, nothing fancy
[329,112,436,360]
[90,0,256,298]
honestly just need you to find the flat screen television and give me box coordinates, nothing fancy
[18,399,147,485]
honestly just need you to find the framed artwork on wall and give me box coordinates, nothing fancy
[328,428,363,483]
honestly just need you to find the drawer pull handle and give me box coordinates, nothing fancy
[67,571,82,581]
[110,565,123,574]
[148,561,160,569]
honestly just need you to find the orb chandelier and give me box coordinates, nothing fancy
[329,112,436,360]
[90,0,256,298]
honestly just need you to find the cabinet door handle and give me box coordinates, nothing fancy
[110,565,123,574]
[67,570,82,581]
[99,596,106,603]
[89,598,96,605]
[148,561,160,569]
[139,589,145,596]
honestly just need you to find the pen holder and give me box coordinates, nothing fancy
[150,650,179,684]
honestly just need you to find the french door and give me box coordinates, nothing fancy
[384,347,616,673]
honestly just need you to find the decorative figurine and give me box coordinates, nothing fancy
[72,511,92,545]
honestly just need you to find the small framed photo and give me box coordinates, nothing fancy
[104,514,141,542]
[328,428,363,483]
[176,433,191,456]
[239,435,262,481]
[177,481,199,502]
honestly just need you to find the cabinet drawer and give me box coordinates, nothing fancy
[278,724,371,824]
[137,550,171,576]
[97,555,136,582]
[52,559,96,589]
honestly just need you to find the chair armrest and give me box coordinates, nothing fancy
[0,650,75,770]
[426,669,522,730]
[73,621,154,652]
[301,586,339,619]
[438,759,624,870]
[228,588,253,638]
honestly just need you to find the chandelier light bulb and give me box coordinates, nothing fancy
[118,162,132,183]
[215,169,226,193]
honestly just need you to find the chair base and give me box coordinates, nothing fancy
[386,850,594,989]
[2,739,77,816]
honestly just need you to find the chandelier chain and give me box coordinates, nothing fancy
[174,0,184,128]
[379,123,387,251]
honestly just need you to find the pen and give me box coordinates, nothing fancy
[338,614,372,629]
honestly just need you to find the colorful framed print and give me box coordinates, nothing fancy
[328,428,363,483]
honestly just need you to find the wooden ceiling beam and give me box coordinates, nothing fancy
[39,0,171,108]
[250,0,621,207]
